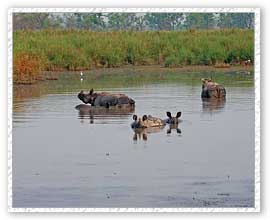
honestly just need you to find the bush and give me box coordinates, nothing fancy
[13,52,43,83]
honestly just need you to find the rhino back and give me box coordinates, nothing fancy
[118,96,132,104]
[93,95,118,106]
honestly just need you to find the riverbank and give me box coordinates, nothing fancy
[14,64,254,85]
[43,64,254,79]
[71,64,254,75]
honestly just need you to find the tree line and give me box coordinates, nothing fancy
[13,12,254,31]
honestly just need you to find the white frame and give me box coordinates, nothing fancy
[7,7,260,212]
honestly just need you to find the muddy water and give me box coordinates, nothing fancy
[12,70,255,208]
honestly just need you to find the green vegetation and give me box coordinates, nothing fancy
[13,12,254,84]
[13,29,254,83]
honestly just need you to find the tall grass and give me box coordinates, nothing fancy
[13,29,254,82]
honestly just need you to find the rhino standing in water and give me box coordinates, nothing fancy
[201,78,226,99]
[78,89,135,108]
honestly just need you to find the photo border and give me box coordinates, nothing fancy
[7,7,260,212]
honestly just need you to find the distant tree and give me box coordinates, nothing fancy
[231,13,254,29]
[62,13,78,29]
[13,12,254,31]
[217,13,254,29]
[106,13,125,30]
[185,13,203,29]
[203,13,217,29]
[134,14,146,31]
[74,13,105,30]
[169,13,185,30]
[106,13,138,30]
[245,13,255,29]
[13,13,51,30]
[184,13,216,29]
[48,14,64,28]
[144,13,184,30]
[218,13,234,28]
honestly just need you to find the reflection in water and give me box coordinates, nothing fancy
[202,98,226,114]
[133,123,182,141]
[166,123,182,135]
[132,126,165,141]
[75,104,135,124]
[14,84,43,101]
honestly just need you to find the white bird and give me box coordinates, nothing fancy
[80,71,84,82]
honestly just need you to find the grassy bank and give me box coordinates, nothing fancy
[13,29,254,83]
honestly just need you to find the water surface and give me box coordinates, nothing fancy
[13,70,255,208]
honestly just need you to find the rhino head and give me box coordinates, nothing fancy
[78,88,94,104]
[131,114,147,129]
[166,111,181,124]
[201,78,212,89]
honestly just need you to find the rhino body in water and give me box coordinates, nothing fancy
[131,112,182,139]
[131,111,182,129]
[131,115,165,141]
[78,89,135,108]
[131,115,165,129]
[164,111,182,124]
[201,78,226,99]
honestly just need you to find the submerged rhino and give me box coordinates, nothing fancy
[131,115,165,129]
[201,78,226,99]
[78,89,135,108]
[164,111,182,134]
[164,111,182,124]
[131,111,182,129]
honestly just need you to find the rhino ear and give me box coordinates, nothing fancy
[89,88,94,95]
[176,112,182,118]
[167,112,172,118]
[142,115,147,121]
[133,115,137,121]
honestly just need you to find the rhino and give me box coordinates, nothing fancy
[78,89,135,108]
[163,111,182,134]
[201,78,226,99]
[164,111,182,124]
[131,114,165,129]
[131,111,182,129]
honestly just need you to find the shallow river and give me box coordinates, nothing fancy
[12,69,255,208]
